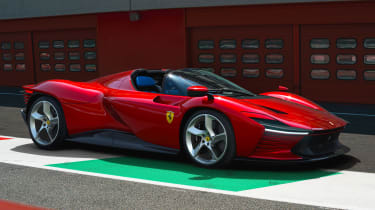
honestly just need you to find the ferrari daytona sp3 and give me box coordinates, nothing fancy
[21,68,349,167]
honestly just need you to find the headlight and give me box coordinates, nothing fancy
[242,112,310,135]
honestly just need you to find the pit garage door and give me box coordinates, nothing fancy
[33,29,98,83]
[189,25,295,93]
[0,32,34,86]
[301,24,375,104]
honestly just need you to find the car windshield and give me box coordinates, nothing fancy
[162,69,256,97]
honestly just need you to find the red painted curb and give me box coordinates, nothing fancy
[0,200,47,210]
[0,137,12,140]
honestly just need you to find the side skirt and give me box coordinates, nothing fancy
[65,130,179,155]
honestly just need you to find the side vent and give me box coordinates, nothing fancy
[102,99,128,127]
[24,90,33,105]
[22,84,35,105]
[259,105,287,114]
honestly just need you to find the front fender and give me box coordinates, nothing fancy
[260,91,326,111]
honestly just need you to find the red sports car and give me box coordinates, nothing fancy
[21,68,349,167]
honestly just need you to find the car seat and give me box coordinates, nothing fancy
[135,76,161,93]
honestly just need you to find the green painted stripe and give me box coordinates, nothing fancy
[48,156,338,192]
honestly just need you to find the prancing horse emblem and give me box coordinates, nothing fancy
[166,111,174,124]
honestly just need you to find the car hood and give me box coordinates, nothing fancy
[239,97,347,131]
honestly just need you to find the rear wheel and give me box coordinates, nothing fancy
[183,110,236,167]
[28,96,67,149]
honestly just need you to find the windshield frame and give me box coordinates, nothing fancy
[162,68,256,97]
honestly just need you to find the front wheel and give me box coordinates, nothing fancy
[183,110,236,167]
[27,96,67,149]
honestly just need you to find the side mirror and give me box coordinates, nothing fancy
[278,85,289,91]
[187,86,208,97]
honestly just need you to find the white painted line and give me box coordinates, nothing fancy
[18,164,375,210]
[39,165,241,196]
[1,135,375,210]
[0,136,119,166]
[240,170,375,210]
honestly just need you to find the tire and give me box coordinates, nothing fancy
[182,109,236,167]
[27,96,67,149]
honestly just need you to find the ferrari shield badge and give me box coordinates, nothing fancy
[166,111,174,124]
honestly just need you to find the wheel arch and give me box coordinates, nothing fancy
[26,93,63,116]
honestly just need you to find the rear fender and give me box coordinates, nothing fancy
[26,80,104,104]
[24,80,128,135]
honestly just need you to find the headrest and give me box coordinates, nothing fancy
[136,76,156,87]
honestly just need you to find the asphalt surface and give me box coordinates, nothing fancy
[1,162,329,210]
[0,91,375,209]
[0,106,329,210]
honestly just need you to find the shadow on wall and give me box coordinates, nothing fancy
[0,87,24,108]
[319,102,375,135]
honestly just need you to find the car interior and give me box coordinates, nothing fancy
[131,69,198,96]
[130,69,168,93]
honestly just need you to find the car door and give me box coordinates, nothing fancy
[104,88,189,149]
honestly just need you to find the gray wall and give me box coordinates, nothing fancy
[132,0,346,10]
[0,0,346,20]
[0,0,129,20]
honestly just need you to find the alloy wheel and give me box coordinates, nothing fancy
[185,113,228,165]
[29,101,60,146]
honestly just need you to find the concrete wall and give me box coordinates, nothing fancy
[132,0,345,10]
[0,0,129,20]
[0,0,345,20]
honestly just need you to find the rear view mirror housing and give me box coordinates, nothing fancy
[278,85,289,91]
[187,86,209,97]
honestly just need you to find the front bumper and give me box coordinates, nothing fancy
[292,128,346,158]
[237,143,349,164]
[297,143,350,163]
[246,127,350,163]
